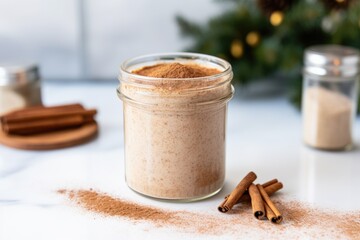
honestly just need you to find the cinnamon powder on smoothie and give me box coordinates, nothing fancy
[132,62,221,78]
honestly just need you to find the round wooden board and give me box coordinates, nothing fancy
[0,122,98,150]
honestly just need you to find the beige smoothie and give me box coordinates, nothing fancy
[119,59,233,200]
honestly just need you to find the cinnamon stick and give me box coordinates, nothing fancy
[261,179,278,188]
[264,202,279,224]
[261,182,283,199]
[2,103,84,118]
[257,184,283,224]
[3,115,84,135]
[0,104,97,135]
[218,198,228,212]
[2,108,96,124]
[218,171,257,213]
[248,184,265,220]
[222,179,282,203]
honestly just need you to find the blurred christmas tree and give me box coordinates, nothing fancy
[176,0,360,111]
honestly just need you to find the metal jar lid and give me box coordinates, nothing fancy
[0,64,40,86]
[304,45,360,79]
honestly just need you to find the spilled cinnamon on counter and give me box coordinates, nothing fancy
[58,189,360,238]
[58,189,173,223]
[132,63,221,78]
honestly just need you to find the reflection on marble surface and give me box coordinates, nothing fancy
[299,145,360,210]
[0,82,359,239]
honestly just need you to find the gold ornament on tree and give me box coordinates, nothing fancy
[270,11,284,26]
[230,40,243,58]
[246,31,261,47]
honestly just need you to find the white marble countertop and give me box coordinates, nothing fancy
[0,82,359,240]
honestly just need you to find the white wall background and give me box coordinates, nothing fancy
[0,0,226,80]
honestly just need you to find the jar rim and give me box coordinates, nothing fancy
[0,64,40,86]
[116,85,235,110]
[119,52,232,82]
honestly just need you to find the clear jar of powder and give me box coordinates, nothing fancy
[117,53,234,201]
[0,64,42,115]
[302,45,359,151]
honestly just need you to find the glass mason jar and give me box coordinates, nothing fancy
[117,53,234,201]
[302,45,359,151]
[0,64,42,115]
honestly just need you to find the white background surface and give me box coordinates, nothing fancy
[0,82,359,239]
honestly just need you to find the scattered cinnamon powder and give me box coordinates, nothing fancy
[132,63,221,78]
[58,189,360,239]
[59,189,174,223]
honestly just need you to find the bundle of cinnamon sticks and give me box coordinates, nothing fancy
[218,171,283,224]
[0,103,97,135]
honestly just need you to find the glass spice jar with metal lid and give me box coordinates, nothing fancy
[302,45,359,151]
[0,64,42,115]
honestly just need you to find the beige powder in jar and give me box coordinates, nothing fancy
[303,86,352,150]
[0,89,26,115]
[120,61,233,200]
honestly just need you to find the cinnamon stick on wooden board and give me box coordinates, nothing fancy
[0,104,97,135]
[3,103,84,117]
[218,171,257,213]
[2,108,96,123]
[248,184,265,220]
[2,115,96,135]
[257,184,283,224]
